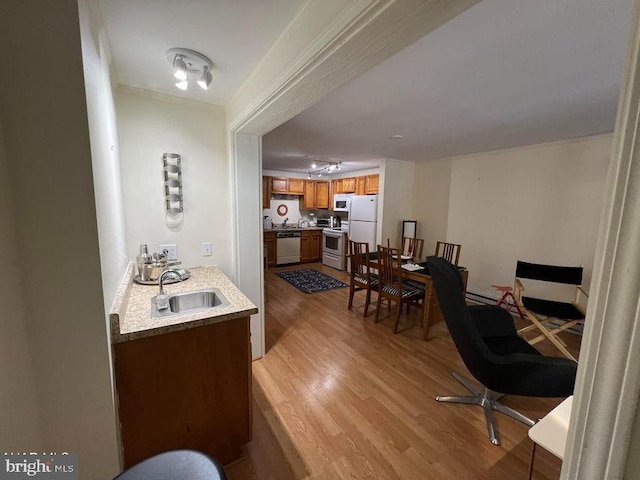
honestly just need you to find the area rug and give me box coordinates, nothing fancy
[275,268,348,294]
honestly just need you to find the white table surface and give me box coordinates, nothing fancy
[528,396,573,459]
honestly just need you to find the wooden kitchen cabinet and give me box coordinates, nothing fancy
[271,177,288,193]
[262,176,272,208]
[304,181,329,209]
[301,230,322,262]
[300,232,311,262]
[288,178,305,194]
[315,181,329,208]
[264,231,277,267]
[365,174,379,194]
[304,180,316,209]
[356,176,366,195]
[310,231,322,261]
[341,177,356,193]
[113,317,251,468]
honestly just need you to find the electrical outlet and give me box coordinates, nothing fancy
[202,241,212,257]
[159,244,178,261]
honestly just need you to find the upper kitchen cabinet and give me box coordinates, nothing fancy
[315,181,329,208]
[341,177,356,193]
[365,174,379,194]
[271,177,288,193]
[356,176,366,195]
[304,180,330,209]
[262,176,271,208]
[271,177,305,195]
[288,178,305,195]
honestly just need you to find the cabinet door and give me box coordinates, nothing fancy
[300,232,311,262]
[304,181,316,209]
[262,176,271,208]
[356,176,366,195]
[365,174,379,194]
[311,232,321,261]
[288,178,305,194]
[342,177,356,193]
[315,181,329,209]
[271,177,288,193]
[264,233,277,267]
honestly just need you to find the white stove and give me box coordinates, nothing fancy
[322,226,348,270]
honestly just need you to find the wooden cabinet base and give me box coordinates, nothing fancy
[113,317,251,468]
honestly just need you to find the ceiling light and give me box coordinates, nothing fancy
[197,65,212,90]
[390,134,404,140]
[166,48,214,92]
[335,163,341,170]
[173,55,188,80]
[307,172,311,180]
[311,161,317,169]
[327,165,333,172]
[317,172,322,177]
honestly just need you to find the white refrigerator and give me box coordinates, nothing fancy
[348,195,378,251]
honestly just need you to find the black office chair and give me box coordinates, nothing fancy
[426,256,577,445]
[114,450,227,480]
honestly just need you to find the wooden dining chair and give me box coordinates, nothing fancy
[347,241,379,317]
[435,241,462,265]
[402,237,425,261]
[374,245,425,333]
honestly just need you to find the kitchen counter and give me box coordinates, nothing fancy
[264,226,325,232]
[110,264,258,343]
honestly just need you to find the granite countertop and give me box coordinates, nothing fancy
[110,264,258,343]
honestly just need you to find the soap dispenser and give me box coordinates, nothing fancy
[136,243,151,280]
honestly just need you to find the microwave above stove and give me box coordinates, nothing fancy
[333,193,353,212]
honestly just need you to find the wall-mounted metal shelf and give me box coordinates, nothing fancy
[163,153,183,214]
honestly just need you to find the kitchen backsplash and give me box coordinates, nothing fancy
[263,199,346,226]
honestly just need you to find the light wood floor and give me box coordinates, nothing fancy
[225,262,580,479]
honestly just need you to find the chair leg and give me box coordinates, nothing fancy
[374,293,382,323]
[521,311,576,361]
[435,372,535,446]
[348,283,355,310]
[363,288,372,317]
[393,300,402,334]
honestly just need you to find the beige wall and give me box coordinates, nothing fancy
[80,0,129,316]
[0,117,43,451]
[0,0,119,476]
[116,90,233,274]
[412,158,453,255]
[444,134,611,298]
[380,158,416,248]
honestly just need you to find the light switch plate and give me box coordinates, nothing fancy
[202,241,212,257]
[160,244,178,261]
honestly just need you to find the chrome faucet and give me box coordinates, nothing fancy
[283,217,289,227]
[156,269,181,310]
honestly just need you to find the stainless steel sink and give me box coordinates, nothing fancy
[151,288,230,317]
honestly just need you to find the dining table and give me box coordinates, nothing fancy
[365,253,469,340]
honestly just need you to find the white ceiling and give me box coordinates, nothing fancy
[98,0,305,105]
[263,0,633,174]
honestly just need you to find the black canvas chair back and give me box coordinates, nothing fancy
[514,260,587,361]
[516,261,583,285]
[426,256,577,445]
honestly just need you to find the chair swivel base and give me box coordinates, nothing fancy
[436,372,535,445]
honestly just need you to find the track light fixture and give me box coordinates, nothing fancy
[306,156,342,177]
[166,48,214,92]
[197,65,213,90]
[173,55,188,80]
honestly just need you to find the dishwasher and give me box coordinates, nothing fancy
[276,231,301,265]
